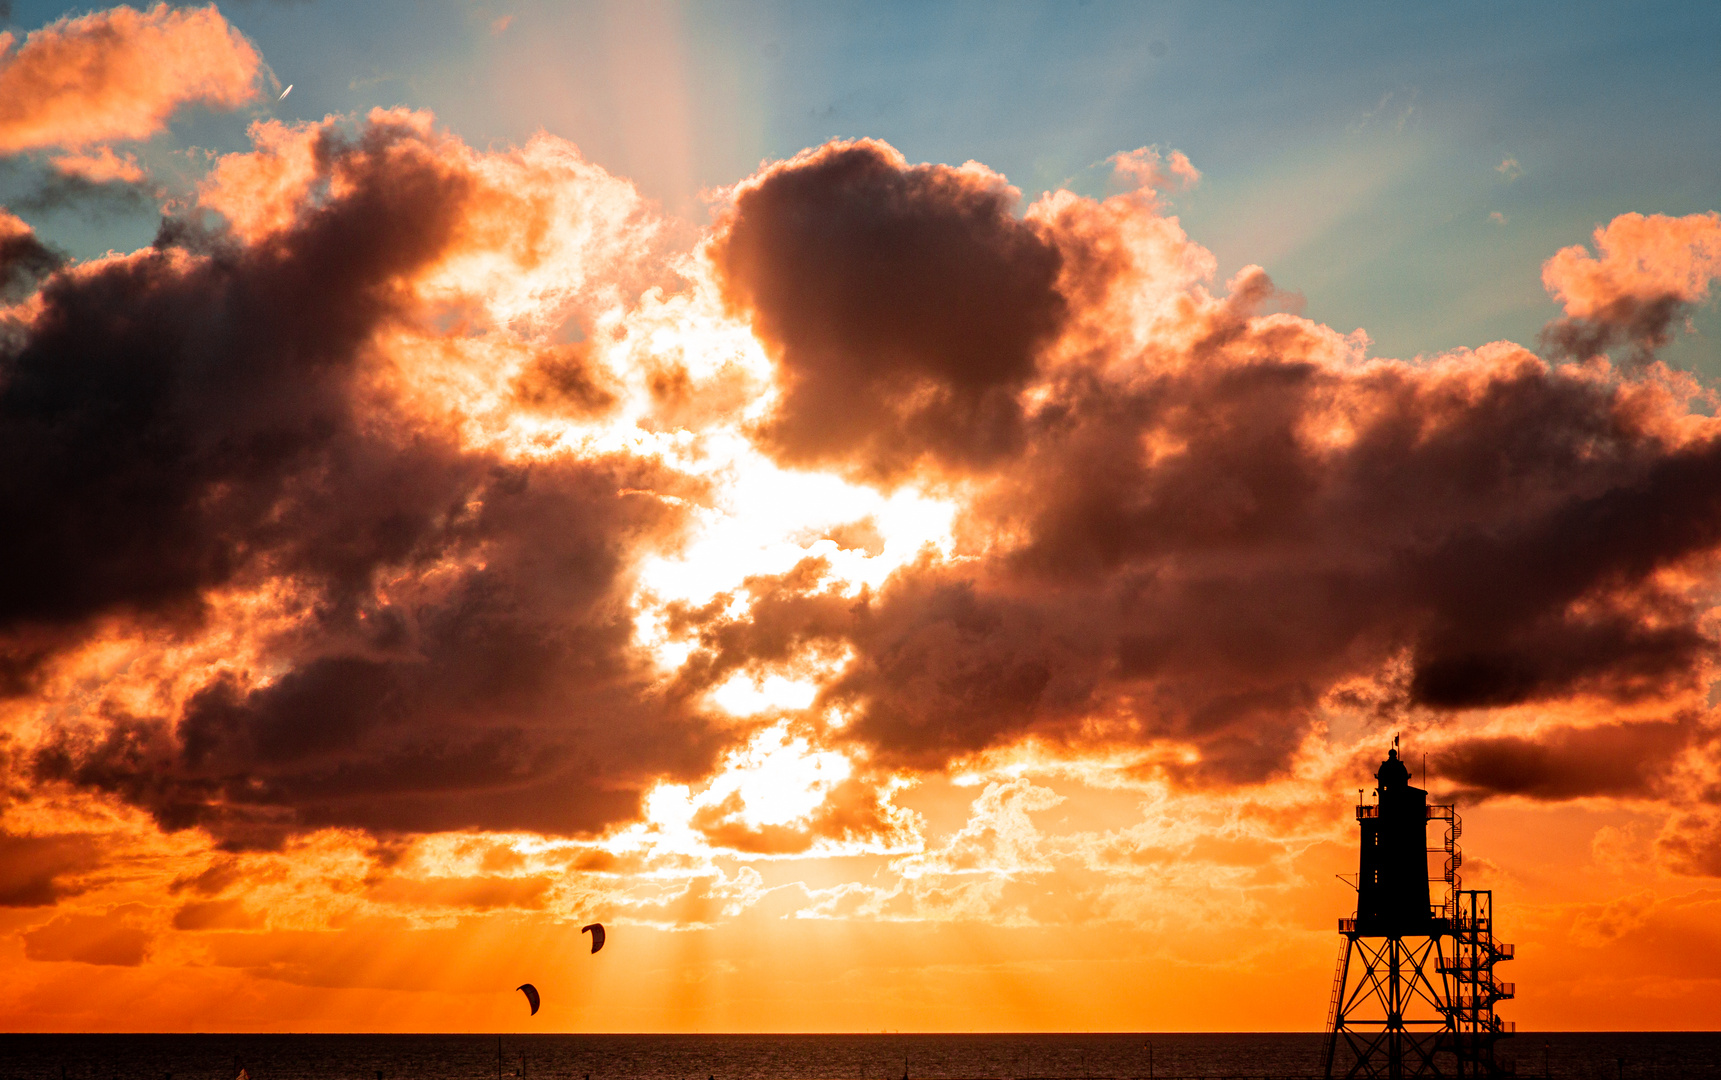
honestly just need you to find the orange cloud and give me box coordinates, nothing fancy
[22,907,152,966]
[49,145,146,184]
[0,3,260,154]
[1541,211,1721,361]
[6,103,1721,1032]
[195,118,324,243]
[1108,145,1201,194]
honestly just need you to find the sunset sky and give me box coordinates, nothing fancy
[2,0,1721,1035]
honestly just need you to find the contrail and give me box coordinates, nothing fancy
[278,84,293,101]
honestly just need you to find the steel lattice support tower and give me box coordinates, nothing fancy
[1325,930,1452,1078]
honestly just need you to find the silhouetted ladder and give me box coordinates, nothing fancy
[1428,805,1461,921]
[1323,938,1352,1076]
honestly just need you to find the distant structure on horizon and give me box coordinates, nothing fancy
[1324,739,1514,1079]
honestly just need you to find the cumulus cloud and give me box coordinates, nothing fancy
[0,830,104,906]
[8,109,724,847]
[0,4,261,154]
[1108,145,1201,194]
[22,907,152,965]
[690,140,1721,785]
[711,139,1068,481]
[0,208,60,299]
[4,91,1721,884]
[49,145,145,185]
[1541,211,1721,362]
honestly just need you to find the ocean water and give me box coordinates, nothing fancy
[0,1033,1716,1080]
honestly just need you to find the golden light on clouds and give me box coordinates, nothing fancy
[2,5,1721,1035]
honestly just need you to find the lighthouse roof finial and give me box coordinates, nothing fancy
[1376,739,1412,788]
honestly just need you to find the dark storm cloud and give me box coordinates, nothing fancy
[7,112,723,846]
[1658,810,1721,877]
[682,343,1721,781]
[12,168,152,217]
[0,114,475,651]
[33,456,722,846]
[1540,292,1689,365]
[0,209,60,300]
[13,114,1721,848]
[699,143,1721,783]
[0,830,103,906]
[1434,718,1700,801]
[711,139,1067,480]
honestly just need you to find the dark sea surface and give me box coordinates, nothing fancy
[1,1033,1716,1080]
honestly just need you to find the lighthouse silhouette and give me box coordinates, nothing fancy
[1353,742,1436,936]
[1323,738,1515,1079]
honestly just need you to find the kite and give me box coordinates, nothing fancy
[514,926,601,1014]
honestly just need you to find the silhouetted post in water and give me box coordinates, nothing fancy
[498,1036,503,1080]
[1145,1042,1152,1079]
